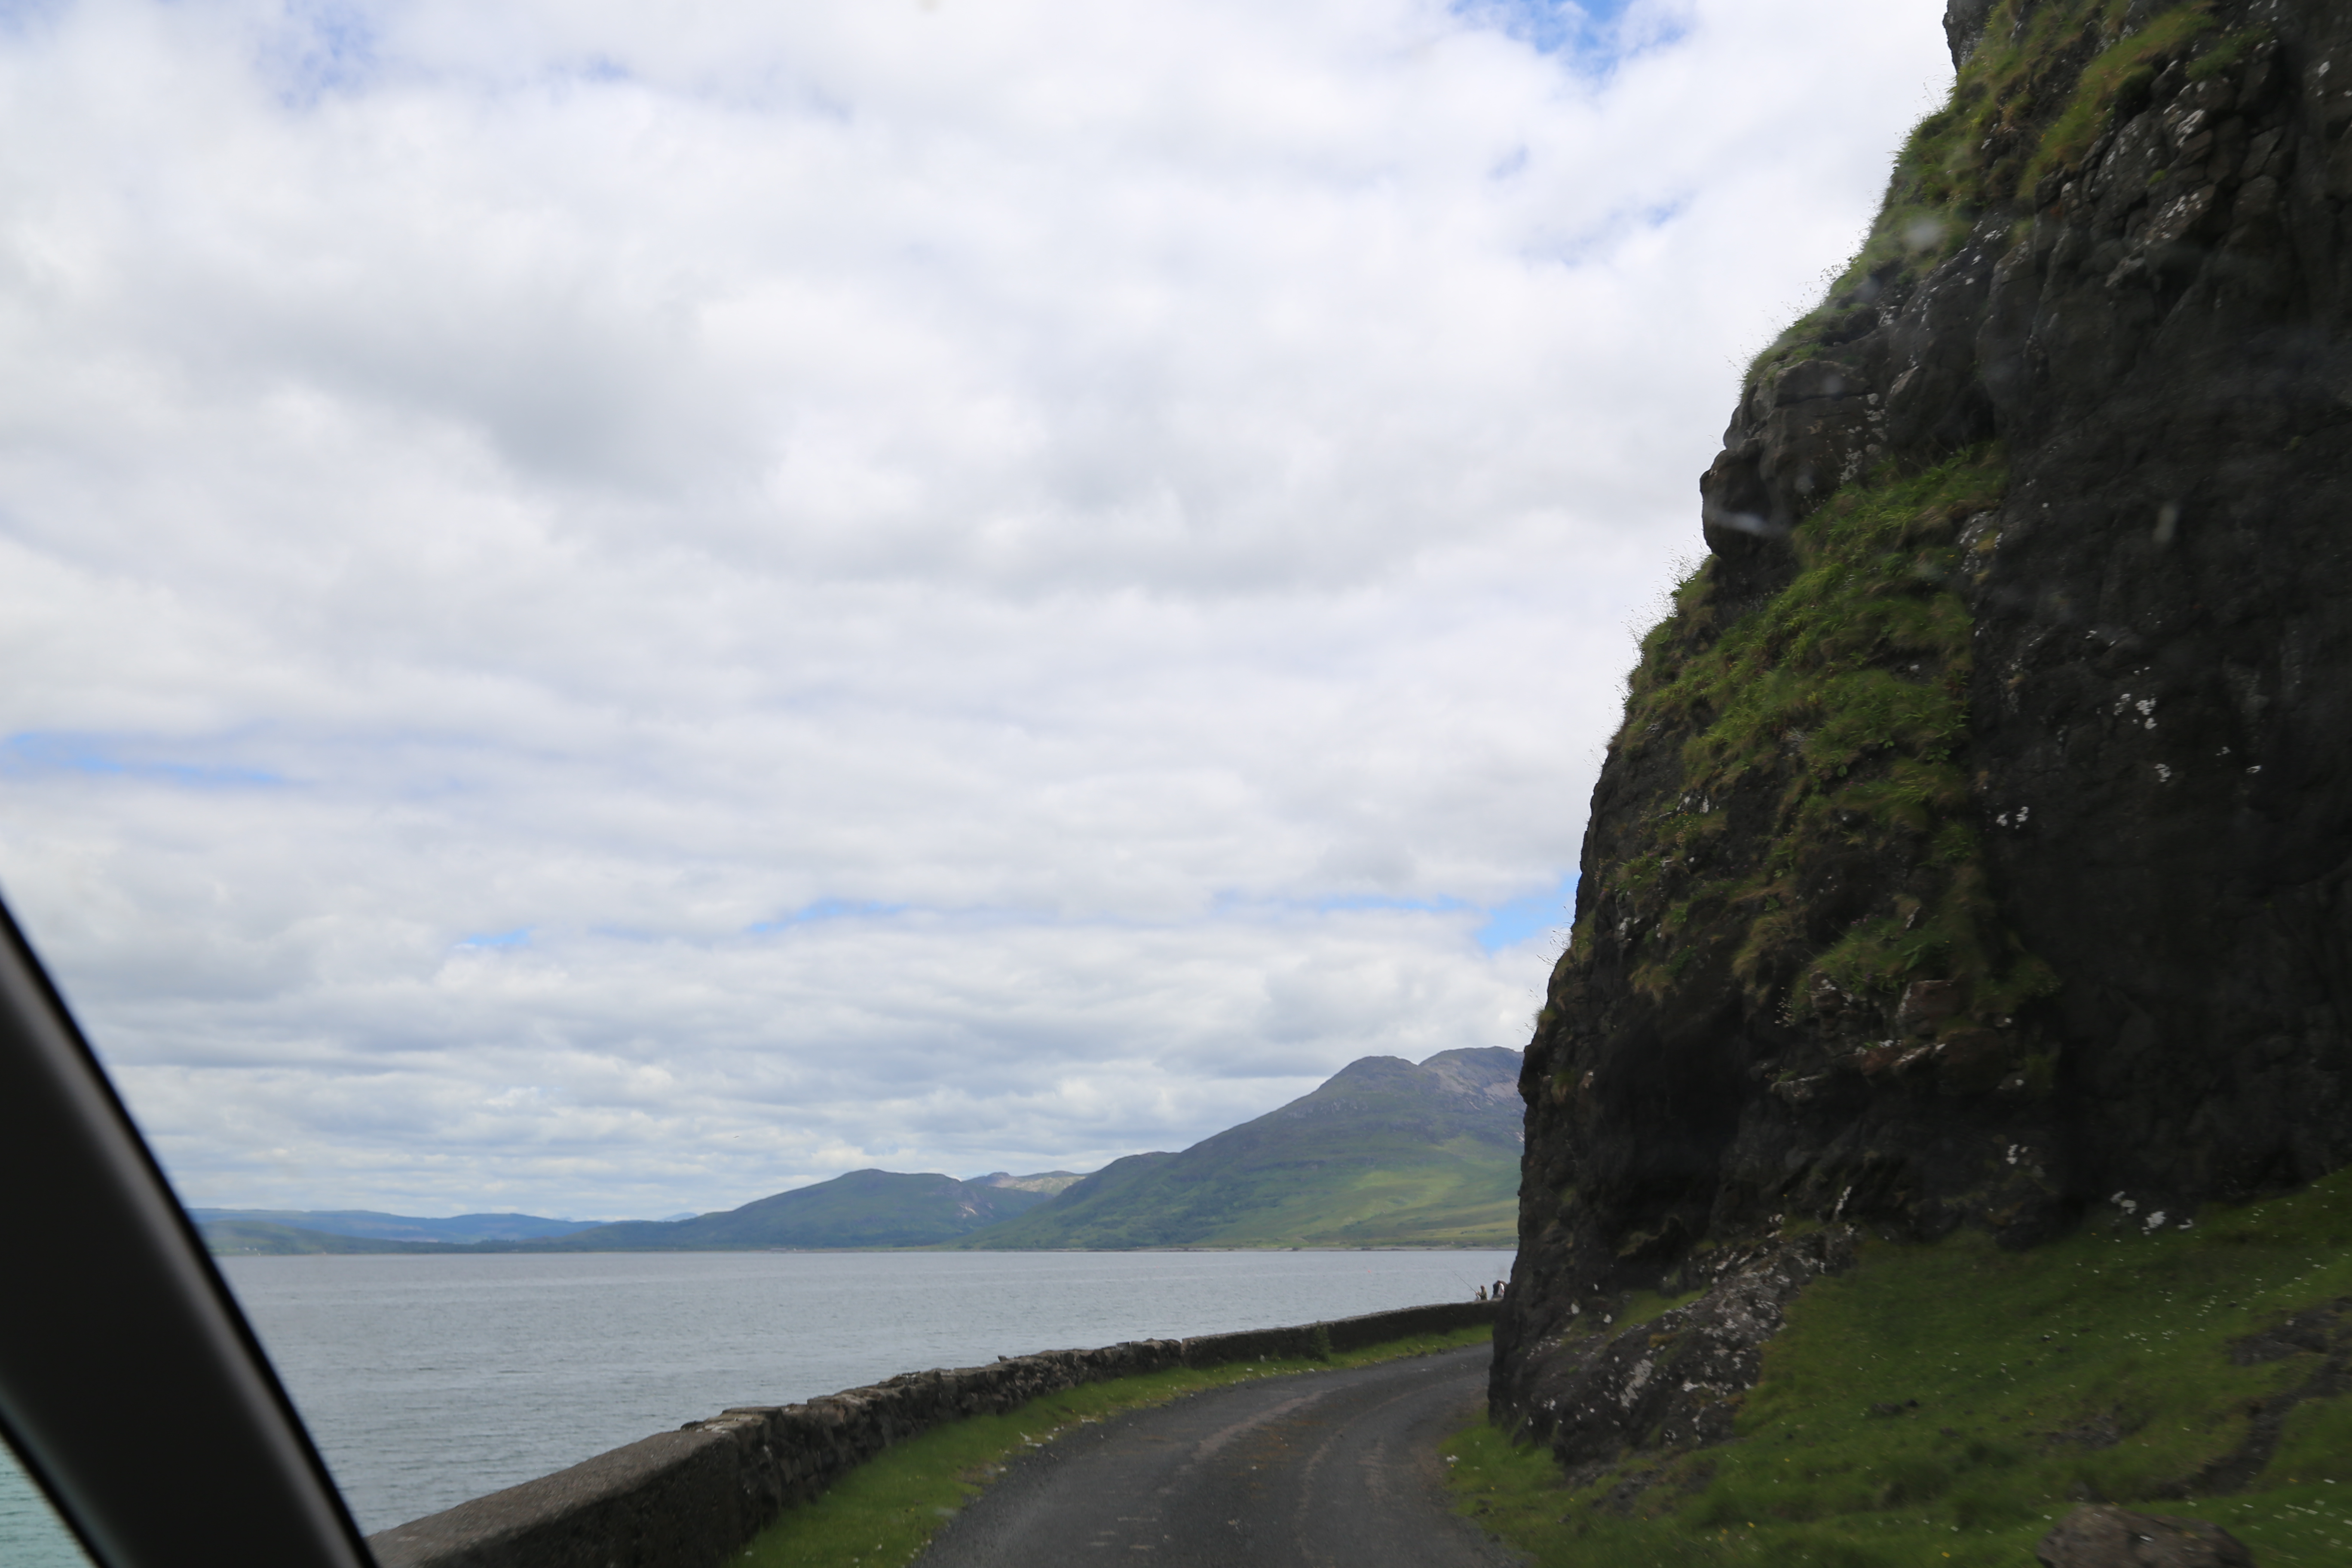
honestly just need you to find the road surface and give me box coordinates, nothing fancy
[914,1341,1522,1568]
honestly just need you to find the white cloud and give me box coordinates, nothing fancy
[0,0,1949,1216]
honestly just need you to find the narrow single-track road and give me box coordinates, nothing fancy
[914,1342,1522,1568]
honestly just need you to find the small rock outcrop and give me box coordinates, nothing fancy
[1498,0,2352,1464]
[2035,1504,2256,1568]
[1506,1228,1857,1482]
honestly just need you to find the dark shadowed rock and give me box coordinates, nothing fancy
[1495,0,2352,1468]
[1507,1228,1857,1484]
[1944,0,1997,67]
[2034,1504,2255,1568]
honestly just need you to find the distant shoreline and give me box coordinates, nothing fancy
[199,1048,1527,1258]
[210,1237,1518,1257]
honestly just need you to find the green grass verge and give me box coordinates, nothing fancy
[741,1323,1494,1568]
[1442,1170,2352,1566]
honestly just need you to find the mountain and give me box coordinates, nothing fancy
[972,1170,1085,1197]
[191,1050,1520,1255]
[1495,0,2352,1467]
[189,1209,600,1244]
[502,1169,1073,1250]
[199,1222,450,1255]
[952,1047,1523,1249]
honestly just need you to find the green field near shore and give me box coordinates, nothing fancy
[1443,1169,2352,1566]
[741,1324,1493,1568]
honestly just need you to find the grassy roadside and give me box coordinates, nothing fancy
[1442,1170,2352,1566]
[741,1323,1494,1568]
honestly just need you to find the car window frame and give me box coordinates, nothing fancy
[0,895,374,1568]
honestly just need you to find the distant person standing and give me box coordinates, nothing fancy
[1475,1285,1488,1302]
[1492,1279,1506,1300]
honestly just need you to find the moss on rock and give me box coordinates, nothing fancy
[1589,450,2054,1038]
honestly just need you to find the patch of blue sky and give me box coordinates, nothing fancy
[747,897,911,934]
[1207,884,1573,950]
[1527,193,1694,267]
[1207,889,1469,922]
[262,0,382,108]
[1452,0,1684,74]
[0,0,65,37]
[1473,873,1577,952]
[1635,195,1690,229]
[455,928,532,950]
[0,732,284,790]
[573,55,634,85]
[1313,892,1474,916]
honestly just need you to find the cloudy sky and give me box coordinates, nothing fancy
[0,0,1949,1219]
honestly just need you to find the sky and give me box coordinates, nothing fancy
[0,0,1952,1219]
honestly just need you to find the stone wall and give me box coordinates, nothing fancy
[366,1298,1498,1568]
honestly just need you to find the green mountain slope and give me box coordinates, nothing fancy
[953,1047,1524,1249]
[516,1169,1073,1250]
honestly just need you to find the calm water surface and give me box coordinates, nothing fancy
[169,1248,1510,1536]
[0,1248,1509,1553]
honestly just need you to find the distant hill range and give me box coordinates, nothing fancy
[950,1047,1523,1249]
[196,1048,1523,1253]
[193,1208,609,1256]
[495,1170,1082,1251]
[199,1221,456,1256]
[195,1172,1083,1255]
[190,1209,603,1246]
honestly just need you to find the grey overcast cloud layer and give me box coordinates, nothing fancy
[0,0,1948,1219]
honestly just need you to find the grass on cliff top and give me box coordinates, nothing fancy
[1747,0,2245,384]
[1443,1169,2352,1566]
[740,1323,1493,1568]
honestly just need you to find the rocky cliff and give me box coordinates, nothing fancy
[1496,0,2352,1454]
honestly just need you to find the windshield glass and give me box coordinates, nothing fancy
[1,0,2340,1565]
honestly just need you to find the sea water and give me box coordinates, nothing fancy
[0,1455,89,1568]
[0,1247,1513,1553]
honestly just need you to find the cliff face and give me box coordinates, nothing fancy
[1498,0,2352,1449]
